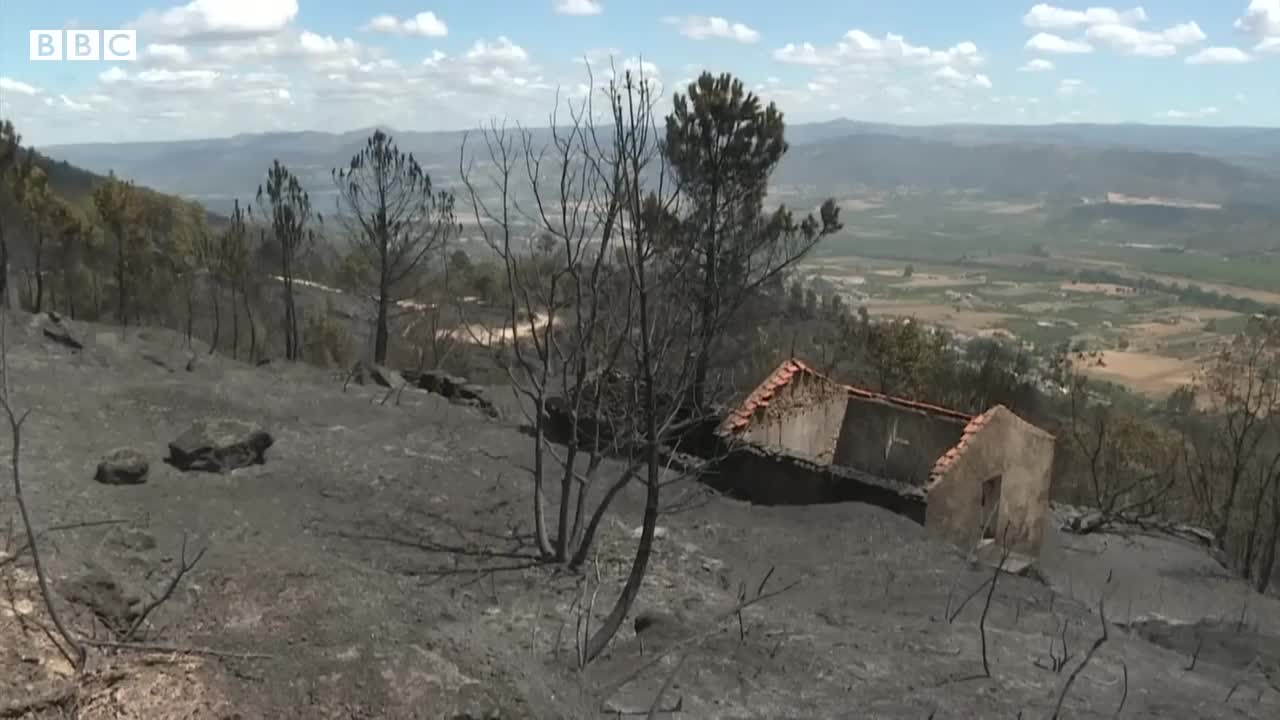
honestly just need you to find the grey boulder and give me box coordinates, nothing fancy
[94,448,150,485]
[167,419,274,473]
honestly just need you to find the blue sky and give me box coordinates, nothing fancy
[0,1,1276,145]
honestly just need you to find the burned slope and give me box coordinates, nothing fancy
[0,309,1277,718]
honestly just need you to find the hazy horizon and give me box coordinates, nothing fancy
[2,1,1278,146]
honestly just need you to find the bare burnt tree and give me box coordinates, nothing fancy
[575,66,710,663]
[18,164,55,312]
[256,161,320,362]
[1055,347,1180,522]
[0,311,86,669]
[460,64,714,662]
[334,130,457,365]
[46,197,86,320]
[459,75,649,566]
[222,200,253,361]
[460,119,561,560]
[1181,318,1280,551]
[91,173,140,327]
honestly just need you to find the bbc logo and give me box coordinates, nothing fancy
[30,30,137,62]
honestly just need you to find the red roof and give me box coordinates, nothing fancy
[928,406,1001,483]
[719,358,973,436]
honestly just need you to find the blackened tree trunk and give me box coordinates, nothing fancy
[32,236,44,313]
[209,280,221,354]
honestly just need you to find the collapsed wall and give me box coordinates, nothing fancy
[831,394,968,487]
[714,359,1056,562]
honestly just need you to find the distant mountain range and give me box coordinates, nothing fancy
[38,120,1280,215]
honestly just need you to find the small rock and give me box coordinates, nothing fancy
[61,565,141,631]
[167,418,274,473]
[140,353,174,372]
[632,609,689,651]
[348,359,404,388]
[94,448,150,485]
[31,311,83,350]
[1071,511,1106,534]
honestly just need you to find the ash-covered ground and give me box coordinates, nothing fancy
[1,309,1277,719]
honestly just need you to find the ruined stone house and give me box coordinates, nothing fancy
[714,359,1056,561]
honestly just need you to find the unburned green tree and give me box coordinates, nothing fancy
[663,71,842,408]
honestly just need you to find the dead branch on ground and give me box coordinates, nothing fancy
[1050,579,1112,720]
[0,517,129,569]
[1034,617,1074,673]
[1116,660,1128,716]
[124,532,207,641]
[598,565,800,706]
[82,639,275,660]
[1184,633,1203,671]
[1,310,86,669]
[978,544,1007,678]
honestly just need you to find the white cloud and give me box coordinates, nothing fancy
[554,0,602,16]
[134,0,299,41]
[363,12,448,37]
[665,16,760,44]
[299,32,358,56]
[205,31,366,69]
[1025,32,1093,54]
[774,30,983,68]
[59,95,93,111]
[934,66,992,89]
[1235,1,1280,38]
[1024,6,1207,59]
[99,67,129,84]
[135,68,221,89]
[1185,46,1253,64]
[0,77,40,95]
[144,43,192,64]
[1057,77,1085,96]
[1161,106,1219,120]
[773,42,832,65]
[1022,4,1147,30]
[1258,36,1280,53]
[575,47,622,65]
[1085,21,1205,57]
[621,57,660,77]
[464,37,529,65]
[1017,58,1055,72]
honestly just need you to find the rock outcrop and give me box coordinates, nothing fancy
[167,419,274,473]
[31,311,83,350]
[404,369,499,417]
[349,359,406,389]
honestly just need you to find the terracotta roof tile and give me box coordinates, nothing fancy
[928,405,1002,483]
[719,358,974,437]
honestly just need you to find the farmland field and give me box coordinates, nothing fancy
[800,193,1278,400]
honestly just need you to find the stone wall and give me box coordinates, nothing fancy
[738,371,849,463]
[712,446,927,521]
[831,396,968,486]
[925,407,1055,557]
